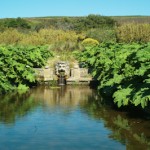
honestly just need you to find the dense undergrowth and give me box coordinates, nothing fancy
[74,42,150,108]
[0,45,53,93]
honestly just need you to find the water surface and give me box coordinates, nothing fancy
[0,86,150,150]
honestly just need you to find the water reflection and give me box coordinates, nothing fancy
[0,86,150,149]
[0,86,93,125]
[30,85,93,108]
[81,96,150,150]
[0,92,38,124]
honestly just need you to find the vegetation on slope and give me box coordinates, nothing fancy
[74,42,150,108]
[0,14,150,110]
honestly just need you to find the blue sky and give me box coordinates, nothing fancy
[0,0,150,18]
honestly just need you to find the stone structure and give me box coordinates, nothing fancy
[67,62,92,84]
[34,61,92,84]
[34,67,54,82]
[55,61,70,77]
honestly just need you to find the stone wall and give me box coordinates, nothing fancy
[34,62,92,84]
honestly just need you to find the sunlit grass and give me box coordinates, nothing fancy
[47,51,77,68]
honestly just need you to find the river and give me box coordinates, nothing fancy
[0,85,150,150]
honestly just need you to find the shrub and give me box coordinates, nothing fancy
[1,18,31,29]
[116,23,150,43]
[0,29,24,44]
[85,28,116,42]
[0,28,84,51]
[81,38,99,47]
[0,45,53,93]
[75,42,150,108]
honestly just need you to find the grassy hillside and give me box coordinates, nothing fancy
[111,16,150,24]
[1,15,150,32]
[0,15,150,45]
[25,15,150,26]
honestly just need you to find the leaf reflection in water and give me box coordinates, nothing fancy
[0,85,150,150]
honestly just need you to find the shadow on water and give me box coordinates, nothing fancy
[0,85,150,149]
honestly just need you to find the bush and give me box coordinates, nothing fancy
[73,15,116,32]
[85,28,116,42]
[116,23,150,43]
[0,29,24,44]
[0,28,82,50]
[0,28,86,51]
[75,42,150,108]
[81,38,99,47]
[0,18,31,30]
[0,45,53,93]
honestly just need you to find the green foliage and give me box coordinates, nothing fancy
[0,15,115,33]
[0,45,53,94]
[75,42,150,108]
[0,17,31,30]
[113,115,130,130]
[85,28,116,42]
[73,15,115,32]
[0,92,38,124]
